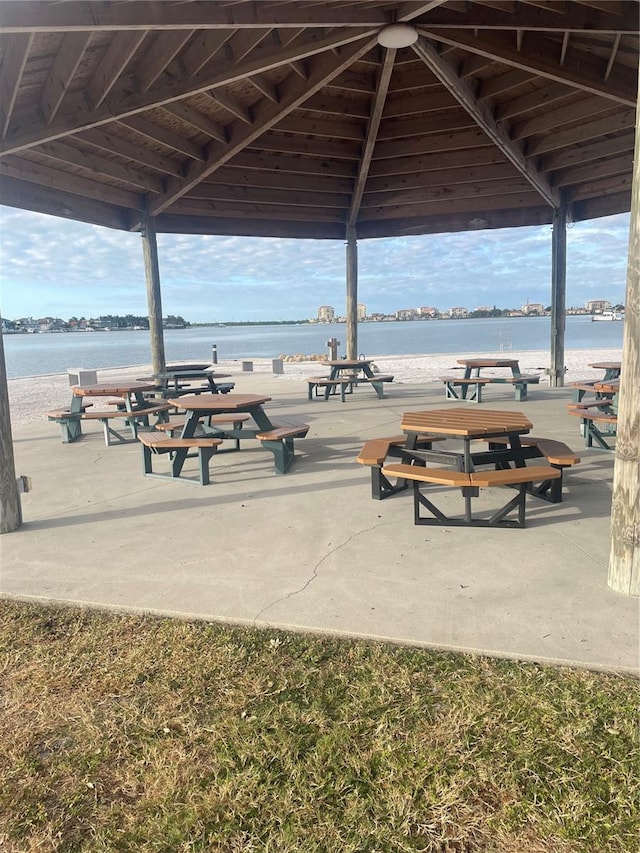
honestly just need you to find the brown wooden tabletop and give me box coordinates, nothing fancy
[401,407,533,438]
[168,393,271,412]
[589,362,621,370]
[72,381,156,397]
[594,380,620,394]
[456,358,520,369]
[322,359,374,368]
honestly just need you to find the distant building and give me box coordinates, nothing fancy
[522,303,545,315]
[396,308,418,320]
[418,306,438,317]
[449,307,468,318]
[585,299,611,313]
[317,305,335,322]
[475,306,492,313]
[357,303,367,320]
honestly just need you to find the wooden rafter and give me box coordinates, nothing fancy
[0,32,33,137]
[416,27,637,105]
[348,48,395,226]
[0,27,376,155]
[136,30,195,93]
[411,37,560,207]
[148,36,379,217]
[40,31,92,124]
[87,31,148,109]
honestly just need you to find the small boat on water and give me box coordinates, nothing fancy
[592,311,624,322]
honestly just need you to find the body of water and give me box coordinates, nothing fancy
[3,316,624,379]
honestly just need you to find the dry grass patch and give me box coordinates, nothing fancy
[0,600,638,852]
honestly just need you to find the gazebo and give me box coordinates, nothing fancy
[0,1,637,594]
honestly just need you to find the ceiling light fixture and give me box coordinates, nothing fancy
[377,24,418,49]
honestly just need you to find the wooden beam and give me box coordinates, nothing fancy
[277,114,365,140]
[417,28,637,106]
[510,95,613,139]
[162,101,227,143]
[182,30,236,77]
[148,37,378,216]
[40,31,92,123]
[494,82,573,120]
[608,57,639,596]
[526,108,636,155]
[0,2,390,32]
[156,213,345,239]
[366,161,519,192]
[0,32,33,137]
[411,37,560,207]
[87,30,147,109]
[185,182,349,208]
[349,49,395,226]
[79,127,184,176]
[359,189,544,220]
[203,166,354,193]
[539,130,635,170]
[362,176,533,207]
[136,30,194,93]
[245,133,360,161]
[118,115,206,161]
[549,204,567,387]
[0,155,141,209]
[1,27,376,154]
[377,110,475,139]
[206,90,252,124]
[552,153,633,186]
[369,145,507,177]
[37,139,164,193]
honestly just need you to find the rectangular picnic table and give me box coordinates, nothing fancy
[321,359,393,399]
[47,381,169,444]
[441,358,540,403]
[139,366,234,395]
[570,362,621,402]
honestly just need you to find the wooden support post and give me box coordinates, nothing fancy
[345,225,358,360]
[608,70,640,596]
[0,325,21,533]
[140,214,166,378]
[549,204,567,388]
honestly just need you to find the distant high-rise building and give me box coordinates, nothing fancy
[317,305,335,322]
[357,303,367,320]
[585,299,611,313]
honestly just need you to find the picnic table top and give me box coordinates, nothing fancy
[168,393,271,412]
[72,381,156,396]
[589,362,621,370]
[456,358,519,369]
[322,359,374,368]
[401,407,532,437]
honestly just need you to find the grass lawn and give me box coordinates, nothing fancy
[1,600,638,852]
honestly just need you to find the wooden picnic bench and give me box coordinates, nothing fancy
[440,373,540,403]
[255,420,309,474]
[307,376,352,402]
[138,432,223,485]
[154,413,251,450]
[47,402,172,445]
[381,462,561,528]
[567,403,617,450]
[356,434,445,499]
[481,436,580,503]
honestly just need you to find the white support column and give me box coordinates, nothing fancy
[346,225,358,360]
[608,66,640,596]
[0,324,21,533]
[140,214,166,377]
[549,205,567,388]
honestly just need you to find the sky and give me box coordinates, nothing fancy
[0,205,630,323]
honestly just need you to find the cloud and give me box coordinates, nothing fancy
[0,205,630,321]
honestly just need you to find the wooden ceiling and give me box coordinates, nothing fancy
[0,0,637,240]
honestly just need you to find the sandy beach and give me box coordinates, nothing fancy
[7,347,621,427]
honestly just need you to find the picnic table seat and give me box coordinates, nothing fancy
[255,420,309,474]
[362,374,394,398]
[138,432,223,486]
[567,404,617,450]
[480,436,580,503]
[307,376,352,402]
[356,434,445,500]
[381,463,561,528]
[155,413,251,449]
[440,373,540,403]
[47,401,172,445]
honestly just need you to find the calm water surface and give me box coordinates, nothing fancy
[3,315,624,379]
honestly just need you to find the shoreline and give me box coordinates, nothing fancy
[7,346,621,427]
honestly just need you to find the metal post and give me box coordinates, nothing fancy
[211,344,218,364]
[550,205,567,387]
[346,225,358,360]
[140,214,166,378]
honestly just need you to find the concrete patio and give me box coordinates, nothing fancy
[2,369,638,675]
